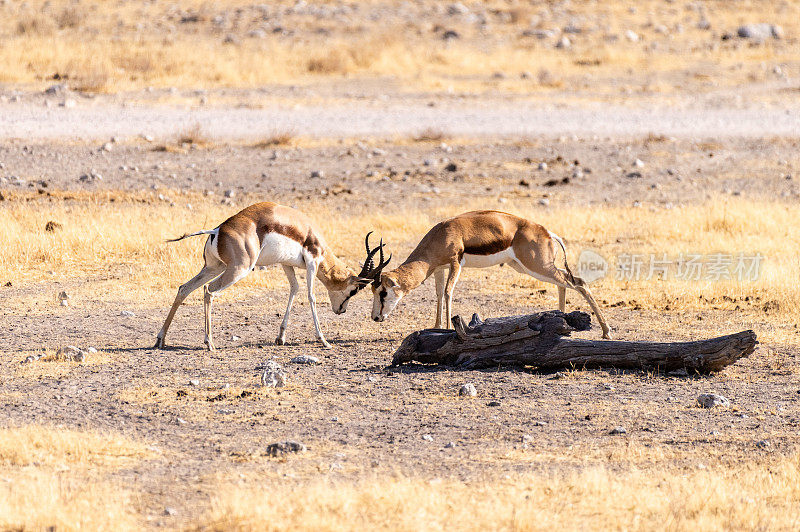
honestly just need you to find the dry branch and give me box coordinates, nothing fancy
[391,311,756,372]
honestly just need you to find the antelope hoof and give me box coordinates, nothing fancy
[275,337,285,346]
[204,339,215,351]
[602,331,613,340]
[154,336,164,349]
[319,339,333,349]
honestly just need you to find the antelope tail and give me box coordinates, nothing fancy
[166,229,216,243]
[548,231,576,284]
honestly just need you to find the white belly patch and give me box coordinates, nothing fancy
[462,247,516,268]
[256,233,306,268]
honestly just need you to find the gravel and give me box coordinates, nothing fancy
[3,100,800,141]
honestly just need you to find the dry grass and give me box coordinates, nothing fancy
[0,425,151,530]
[413,127,449,142]
[250,128,297,148]
[0,424,155,467]
[0,0,797,93]
[197,454,800,531]
[175,122,213,148]
[0,471,139,531]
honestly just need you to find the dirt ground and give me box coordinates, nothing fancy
[1,122,799,527]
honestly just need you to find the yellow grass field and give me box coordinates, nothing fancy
[0,0,797,94]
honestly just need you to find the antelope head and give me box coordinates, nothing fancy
[329,232,391,314]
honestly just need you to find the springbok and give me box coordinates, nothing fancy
[154,202,390,350]
[370,210,611,338]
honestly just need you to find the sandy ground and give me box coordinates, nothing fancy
[1,84,799,141]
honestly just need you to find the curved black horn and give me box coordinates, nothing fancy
[358,232,382,278]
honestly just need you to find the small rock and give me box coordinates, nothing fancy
[459,383,477,396]
[22,354,42,364]
[100,142,113,152]
[310,170,324,179]
[224,189,235,198]
[697,393,730,408]
[57,291,69,306]
[737,24,782,40]
[422,434,434,441]
[44,83,68,96]
[537,162,548,171]
[120,310,136,317]
[756,439,771,449]
[444,162,457,172]
[164,507,177,516]
[626,172,642,179]
[60,99,76,108]
[57,345,86,362]
[259,360,286,387]
[444,441,455,448]
[633,158,645,168]
[533,421,548,426]
[447,2,469,15]
[624,30,639,42]
[188,379,200,386]
[266,441,306,457]
[555,36,571,49]
[291,355,321,364]
[87,347,98,354]
[610,426,627,435]
[538,198,550,206]
[522,434,534,443]
[487,401,501,407]
[143,135,154,142]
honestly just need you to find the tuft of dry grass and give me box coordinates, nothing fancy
[0,425,155,467]
[250,128,296,148]
[175,122,213,148]
[413,127,449,142]
[197,454,800,531]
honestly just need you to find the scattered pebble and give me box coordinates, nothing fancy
[458,383,477,397]
[120,310,136,317]
[291,355,321,364]
[737,24,783,40]
[610,426,627,435]
[188,379,200,386]
[266,440,306,457]
[697,393,730,408]
[444,441,455,448]
[164,507,177,516]
[422,434,434,441]
[756,439,771,449]
[258,360,286,387]
[487,400,501,407]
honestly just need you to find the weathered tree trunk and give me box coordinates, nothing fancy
[391,311,757,373]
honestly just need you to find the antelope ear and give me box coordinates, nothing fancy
[387,278,400,288]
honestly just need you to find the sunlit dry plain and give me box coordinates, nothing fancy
[2,0,800,530]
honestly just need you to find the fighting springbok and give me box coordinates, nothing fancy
[370,210,611,338]
[154,202,390,350]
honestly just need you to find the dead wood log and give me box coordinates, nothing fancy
[391,311,757,372]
